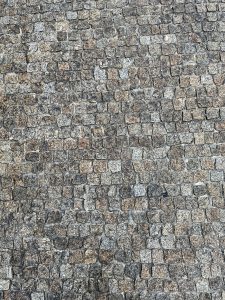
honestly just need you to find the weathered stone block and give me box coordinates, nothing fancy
[134,184,146,197]
[0,280,9,290]
[94,66,106,80]
[147,183,165,198]
[124,263,141,279]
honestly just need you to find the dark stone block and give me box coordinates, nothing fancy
[25,152,39,162]
[47,210,63,223]
[193,183,208,196]
[124,263,141,279]
[53,237,68,250]
[147,183,165,198]
[89,263,102,278]
[68,237,84,249]
[12,187,27,201]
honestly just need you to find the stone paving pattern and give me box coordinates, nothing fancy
[1,0,225,299]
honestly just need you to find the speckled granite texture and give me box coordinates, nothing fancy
[1,0,225,299]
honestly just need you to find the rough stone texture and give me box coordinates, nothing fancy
[1,0,225,299]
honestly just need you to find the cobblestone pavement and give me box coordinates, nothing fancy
[1,0,225,299]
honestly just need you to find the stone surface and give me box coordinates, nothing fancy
[147,183,166,198]
[1,0,225,298]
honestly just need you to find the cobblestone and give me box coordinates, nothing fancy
[1,0,225,299]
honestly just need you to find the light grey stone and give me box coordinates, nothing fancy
[0,280,9,290]
[94,66,106,80]
[31,293,45,300]
[134,184,146,197]
[108,160,122,173]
